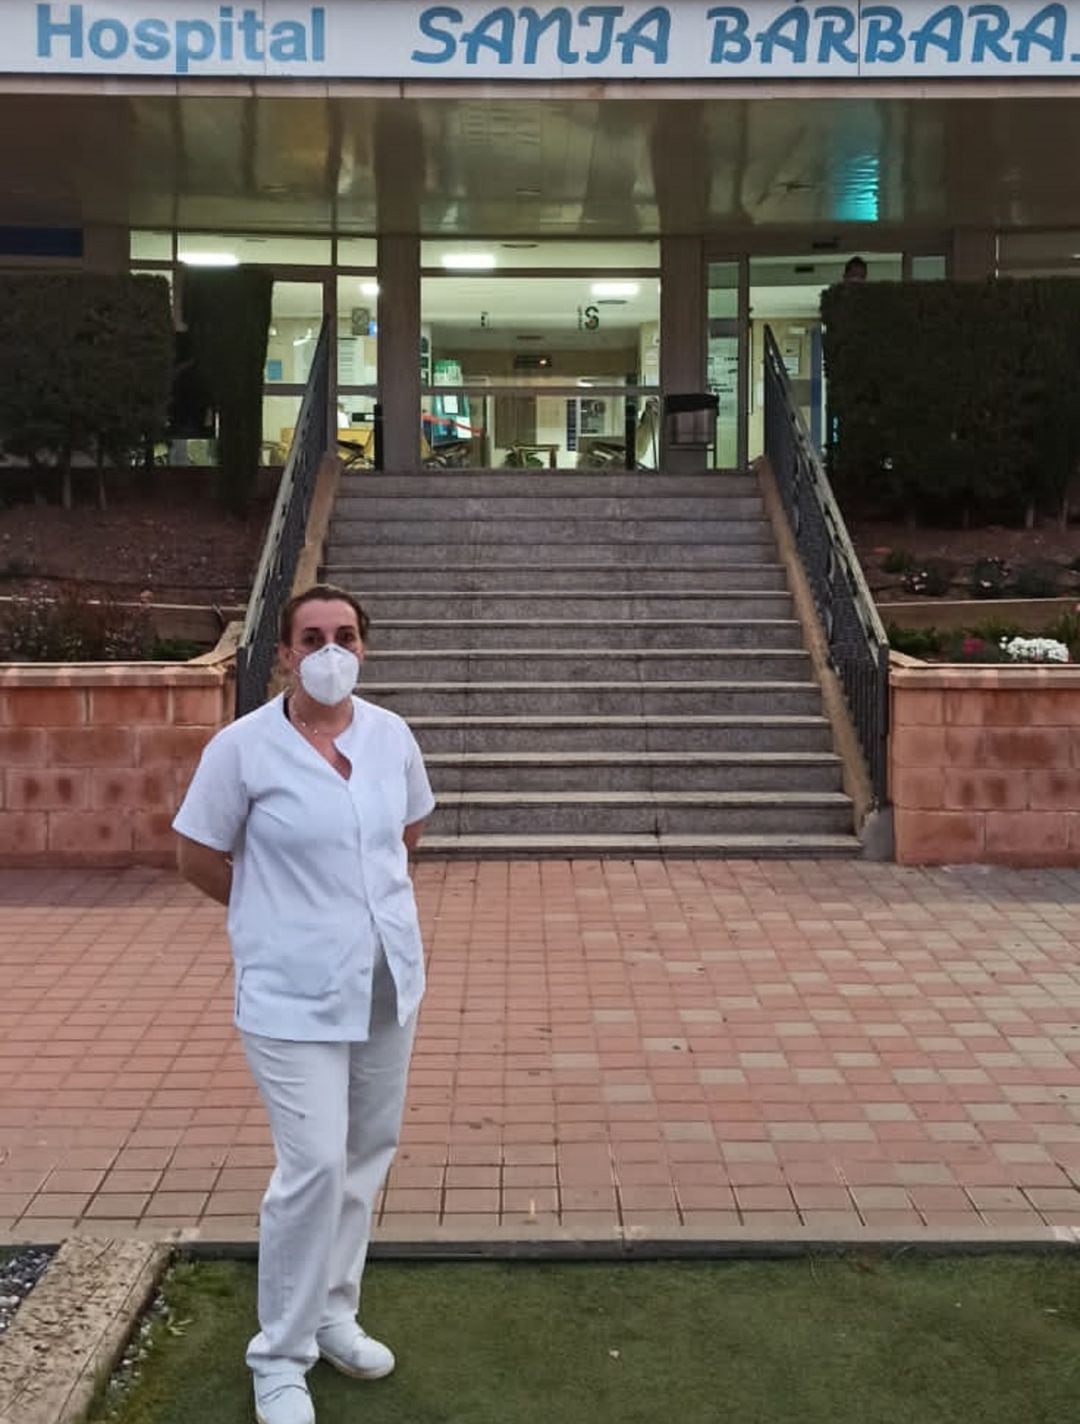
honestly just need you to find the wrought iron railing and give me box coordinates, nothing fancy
[235,322,331,717]
[762,326,890,806]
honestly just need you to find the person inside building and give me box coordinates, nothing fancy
[843,255,868,283]
[172,583,436,1424]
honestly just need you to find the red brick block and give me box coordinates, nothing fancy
[1068,814,1080,852]
[5,770,86,811]
[946,689,1079,728]
[944,727,986,768]
[134,810,180,861]
[890,727,948,769]
[943,771,1028,812]
[172,686,228,727]
[48,727,135,767]
[91,770,171,811]
[1029,772,1080,811]
[985,811,1069,864]
[2,688,86,727]
[90,687,170,726]
[890,768,944,810]
[0,812,47,855]
[47,810,134,858]
[0,728,47,767]
[137,726,215,767]
[894,809,984,865]
[893,690,943,726]
[982,729,1071,771]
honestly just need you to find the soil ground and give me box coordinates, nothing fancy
[0,488,271,606]
[852,518,1080,603]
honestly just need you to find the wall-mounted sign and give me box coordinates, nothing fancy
[11,2,1080,78]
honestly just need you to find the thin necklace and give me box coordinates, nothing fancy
[288,698,348,739]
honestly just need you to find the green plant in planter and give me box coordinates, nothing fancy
[968,618,1023,646]
[969,557,1010,599]
[886,624,943,658]
[1010,561,1062,599]
[0,587,154,662]
[943,631,1008,663]
[1045,608,1080,659]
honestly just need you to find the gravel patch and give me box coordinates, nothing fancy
[0,1247,54,1336]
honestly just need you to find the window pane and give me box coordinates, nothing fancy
[336,277,379,384]
[130,230,172,261]
[263,395,302,465]
[421,239,659,271]
[911,255,947,280]
[421,274,660,387]
[266,282,325,385]
[336,394,378,469]
[178,232,332,266]
[337,238,378,267]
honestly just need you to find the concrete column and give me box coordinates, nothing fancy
[951,229,996,280]
[376,234,420,473]
[660,235,707,473]
[83,225,128,273]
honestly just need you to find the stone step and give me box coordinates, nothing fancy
[322,563,790,593]
[363,649,811,681]
[332,494,765,521]
[362,681,824,716]
[339,471,752,498]
[327,517,774,546]
[425,751,843,793]
[371,620,803,651]
[325,541,779,567]
[409,714,835,754]
[359,591,794,621]
[426,790,853,837]
[415,832,861,860]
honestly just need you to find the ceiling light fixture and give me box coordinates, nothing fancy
[178,251,240,267]
[591,281,639,298]
[442,252,496,270]
[360,281,379,297]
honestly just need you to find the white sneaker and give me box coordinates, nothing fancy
[316,1322,396,1380]
[253,1377,315,1424]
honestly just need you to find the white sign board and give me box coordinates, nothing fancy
[8,2,1080,78]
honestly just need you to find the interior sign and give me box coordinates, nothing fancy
[15,1,1080,77]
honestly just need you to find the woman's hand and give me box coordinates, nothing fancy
[403,820,426,855]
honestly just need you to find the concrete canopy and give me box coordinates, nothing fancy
[0,87,1078,239]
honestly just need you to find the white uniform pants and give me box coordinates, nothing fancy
[241,951,415,1382]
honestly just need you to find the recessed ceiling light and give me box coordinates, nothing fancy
[179,252,240,267]
[360,281,379,297]
[442,252,496,271]
[591,281,639,298]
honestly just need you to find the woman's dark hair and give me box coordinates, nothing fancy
[279,584,370,645]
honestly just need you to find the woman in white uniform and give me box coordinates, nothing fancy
[173,583,435,1424]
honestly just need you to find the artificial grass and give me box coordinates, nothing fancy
[90,1255,1080,1424]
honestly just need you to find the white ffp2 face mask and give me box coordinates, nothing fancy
[297,644,360,706]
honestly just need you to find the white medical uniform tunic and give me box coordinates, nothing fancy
[172,693,436,1042]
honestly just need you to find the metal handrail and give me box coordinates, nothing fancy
[235,322,331,718]
[762,326,890,806]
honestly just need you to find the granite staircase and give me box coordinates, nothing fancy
[320,471,860,858]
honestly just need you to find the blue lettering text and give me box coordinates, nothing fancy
[580,5,624,63]
[1013,2,1066,61]
[519,6,579,62]
[617,6,670,62]
[969,3,1011,61]
[756,5,811,63]
[862,5,905,62]
[815,5,858,62]
[707,6,752,63]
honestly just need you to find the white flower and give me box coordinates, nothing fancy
[1003,636,1070,664]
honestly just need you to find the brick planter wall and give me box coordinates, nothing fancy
[0,664,231,867]
[890,657,1080,867]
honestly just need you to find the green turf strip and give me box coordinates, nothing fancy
[91,1256,1080,1424]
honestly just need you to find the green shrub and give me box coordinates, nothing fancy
[0,588,153,662]
[1045,608,1080,658]
[0,274,172,510]
[886,624,943,657]
[822,277,1080,525]
[182,268,273,516]
[942,632,1008,663]
[968,618,1023,646]
[969,558,1010,599]
[881,548,916,575]
[149,637,208,662]
[1010,561,1061,599]
[902,559,955,597]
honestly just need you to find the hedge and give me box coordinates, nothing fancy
[0,273,173,508]
[821,278,1080,525]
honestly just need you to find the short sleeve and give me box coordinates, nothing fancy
[404,729,436,825]
[172,728,249,853]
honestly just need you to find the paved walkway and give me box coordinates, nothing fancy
[2,861,1080,1249]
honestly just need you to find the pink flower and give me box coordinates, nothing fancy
[962,637,985,657]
